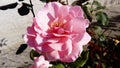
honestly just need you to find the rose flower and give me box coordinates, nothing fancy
[24,2,91,62]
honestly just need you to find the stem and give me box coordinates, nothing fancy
[29,0,35,17]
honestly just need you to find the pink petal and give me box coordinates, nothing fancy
[76,32,91,46]
[58,6,70,18]
[35,10,50,31]
[35,2,62,32]
[61,38,72,54]
[44,2,62,26]
[30,56,52,68]
[35,34,43,45]
[45,51,60,61]
[48,43,63,51]
[25,34,35,46]
[52,33,69,37]
[29,65,35,68]
[58,49,70,58]
[41,43,53,52]
[24,26,37,49]
[44,2,62,18]
[69,17,88,42]
[35,56,45,67]
[27,24,36,35]
[61,32,91,62]
[59,33,91,62]
[33,18,46,35]
[69,6,84,18]
[70,17,88,32]
[46,38,60,43]
[60,44,82,62]
[59,39,72,58]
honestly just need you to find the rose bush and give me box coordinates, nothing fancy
[24,2,91,62]
[29,56,52,68]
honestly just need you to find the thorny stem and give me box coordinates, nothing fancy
[29,0,35,17]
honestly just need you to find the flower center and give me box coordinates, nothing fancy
[49,21,66,34]
[51,22,64,28]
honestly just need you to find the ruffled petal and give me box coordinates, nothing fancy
[44,2,62,18]
[41,43,53,52]
[58,6,70,18]
[69,17,88,42]
[45,51,60,61]
[35,2,63,32]
[35,11,50,31]
[48,43,63,51]
[69,6,84,18]
[60,44,82,62]
[76,32,91,46]
[70,17,88,32]
[59,39,72,58]
[24,26,36,49]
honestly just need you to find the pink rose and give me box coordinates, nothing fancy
[29,56,52,68]
[24,2,91,62]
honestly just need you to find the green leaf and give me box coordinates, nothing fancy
[95,6,105,11]
[30,50,40,60]
[96,11,109,26]
[51,63,65,68]
[16,44,28,55]
[94,26,102,35]
[70,51,89,68]
[99,35,106,42]
[93,1,101,7]
[93,1,106,11]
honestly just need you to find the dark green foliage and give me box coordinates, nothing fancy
[92,1,105,11]
[30,50,40,60]
[51,63,65,68]
[96,11,109,26]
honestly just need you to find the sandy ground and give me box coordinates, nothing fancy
[0,3,120,68]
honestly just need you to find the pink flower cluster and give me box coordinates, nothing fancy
[29,56,52,68]
[24,2,91,68]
